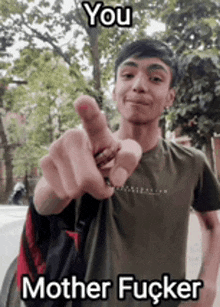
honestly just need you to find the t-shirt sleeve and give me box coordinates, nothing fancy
[192,151,220,212]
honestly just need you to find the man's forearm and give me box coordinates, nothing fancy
[179,211,220,307]
[183,211,220,307]
[34,176,72,215]
[198,212,220,283]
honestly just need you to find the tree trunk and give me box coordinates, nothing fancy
[24,170,29,205]
[48,111,53,143]
[89,28,103,108]
[0,114,14,201]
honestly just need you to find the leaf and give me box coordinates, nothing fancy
[161,0,220,146]
[215,83,220,96]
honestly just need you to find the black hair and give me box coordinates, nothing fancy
[115,38,180,88]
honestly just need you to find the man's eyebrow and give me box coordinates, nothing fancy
[120,61,138,69]
[147,64,168,74]
[119,61,169,74]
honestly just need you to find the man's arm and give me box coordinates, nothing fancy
[196,210,220,306]
[34,177,72,215]
[180,210,220,307]
[34,96,142,215]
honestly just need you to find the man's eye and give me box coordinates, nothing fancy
[122,73,134,79]
[150,76,162,83]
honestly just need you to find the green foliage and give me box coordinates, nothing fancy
[4,115,25,144]
[160,0,220,148]
[167,52,220,147]
[13,142,47,177]
[0,0,168,179]
[13,48,81,130]
[0,0,27,18]
[4,48,85,177]
[0,0,165,101]
[161,0,220,53]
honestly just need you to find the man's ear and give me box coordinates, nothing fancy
[166,88,175,108]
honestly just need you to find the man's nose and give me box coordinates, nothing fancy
[132,75,148,93]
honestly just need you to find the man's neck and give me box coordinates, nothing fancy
[115,119,161,153]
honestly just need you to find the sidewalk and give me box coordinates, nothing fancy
[186,212,220,307]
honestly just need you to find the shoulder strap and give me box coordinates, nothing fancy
[75,193,101,253]
[13,195,100,307]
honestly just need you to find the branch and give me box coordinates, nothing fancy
[21,15,71,66]
[10,80,28,85]
[72,0,91,35]
[0,142,23,149]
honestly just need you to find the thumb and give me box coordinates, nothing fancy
[109,139,142,187]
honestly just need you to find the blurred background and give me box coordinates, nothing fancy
[0,1,220,305]
[0,0,220,203]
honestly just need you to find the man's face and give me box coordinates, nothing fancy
[113,57,175,125]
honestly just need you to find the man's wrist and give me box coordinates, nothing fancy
[34,177,71,215]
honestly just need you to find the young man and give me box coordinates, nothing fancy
[21,39,220,306]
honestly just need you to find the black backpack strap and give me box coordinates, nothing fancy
[44,193,101,282]
[1,195,100,307]
[75,193,100,253]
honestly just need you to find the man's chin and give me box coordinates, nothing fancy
[125,114,160,125]
[120,110,157,125]
[127,117,149,125]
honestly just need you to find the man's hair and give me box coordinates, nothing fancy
[115,38,180,88]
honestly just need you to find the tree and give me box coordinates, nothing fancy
[159,0,220,169]
[0,77,28,201]
[0,81,14,201]
[0,0,165,107]
[10,48,81,178]
[0,45,84,201]
[0,0,166,199]
[0,24,20,201]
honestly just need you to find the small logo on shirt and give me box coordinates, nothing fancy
[115,185,168,195]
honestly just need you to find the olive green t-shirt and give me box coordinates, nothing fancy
[78,139,220,306]
[28,139,220,307]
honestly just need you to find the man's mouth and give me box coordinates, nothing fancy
[126,99,150,106]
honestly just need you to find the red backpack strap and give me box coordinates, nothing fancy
[17,206,46,290]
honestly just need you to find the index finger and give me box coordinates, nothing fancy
[74,95,118,154]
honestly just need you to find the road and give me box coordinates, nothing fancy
[0,205,28,288]
[0,205,219,306]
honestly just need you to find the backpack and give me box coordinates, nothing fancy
[0,194,100,307]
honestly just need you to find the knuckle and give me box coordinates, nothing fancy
[65,188,82,200]
[78,176,94,191]
[49,138,62,157]
[63,129,87,148]
[122,139,142,155]
[95,189,114,200]
[61,180,77,197]
[63,129,77,139]
[117,139,142,170]
[40,155,52,169]
[63,187,76,198]
[78,175,114,199]
[119,151,137,167]
[77,172,101,192]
